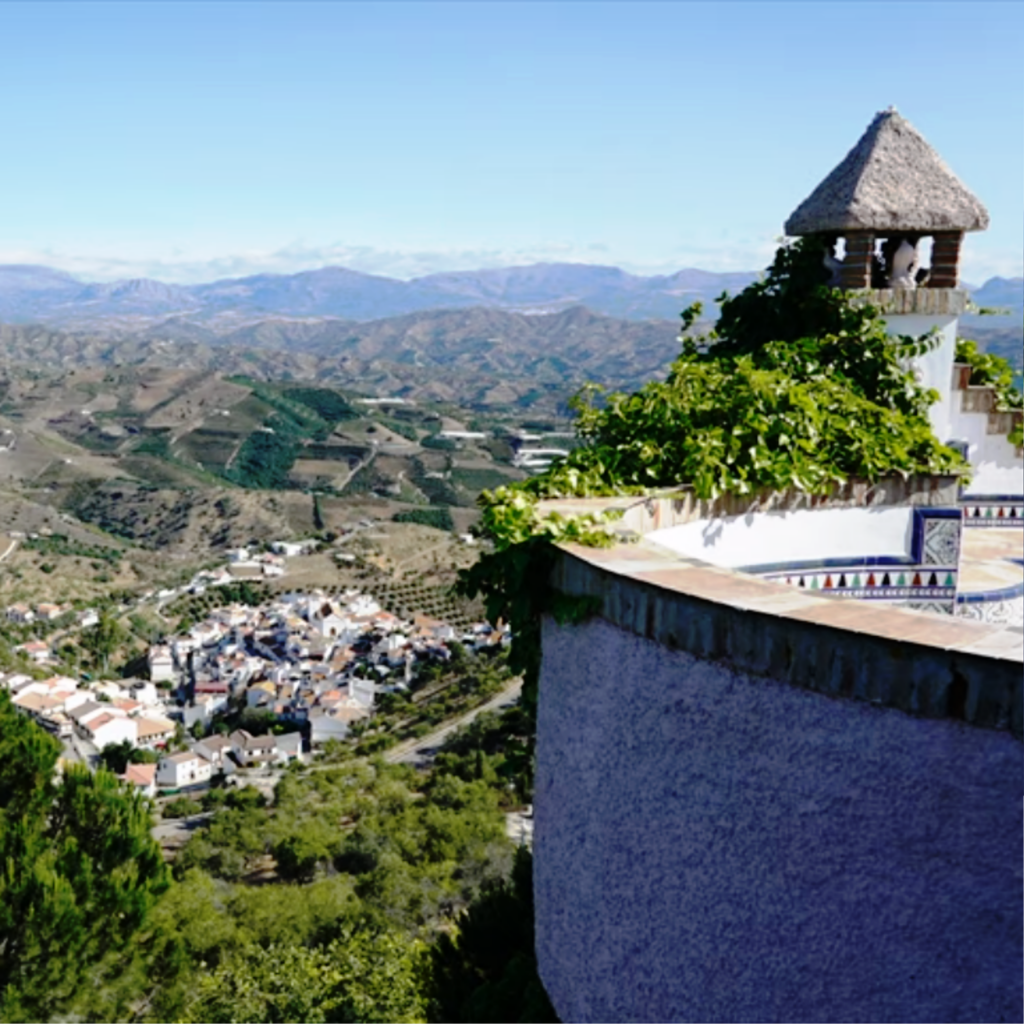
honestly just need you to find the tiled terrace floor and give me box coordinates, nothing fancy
[959,529,1024,594]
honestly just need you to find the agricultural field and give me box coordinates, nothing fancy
[0,365,564,574]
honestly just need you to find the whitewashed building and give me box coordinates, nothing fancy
[156,750,213,789]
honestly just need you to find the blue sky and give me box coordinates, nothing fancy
[1,1,1021,284]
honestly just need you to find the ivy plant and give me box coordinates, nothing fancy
[458,237,969,724]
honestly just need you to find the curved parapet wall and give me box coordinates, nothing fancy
[647,503,964,616]
[533,535,1023,1023]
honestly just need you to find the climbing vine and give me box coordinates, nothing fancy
[457,498,618,721]
[458,238,971,723]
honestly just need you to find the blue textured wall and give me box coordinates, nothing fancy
[534,614,1023,1023]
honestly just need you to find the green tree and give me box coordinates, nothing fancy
[274,829,332,883]
[428,848,557,1023]
[80,610,127,673]
[178,929,428,1023]
[99,739,135,774]
[488,238,963,506]
[0,693,168,1020]
[100,740,162,774]
[163,796,203,818]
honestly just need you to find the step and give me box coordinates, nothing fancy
[987,410,1018,435]
[951,362,973,391]
[961,385,997,414]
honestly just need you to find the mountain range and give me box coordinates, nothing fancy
[0,262,777,326]
[0,263,1018,413]
[2,261,1019,333]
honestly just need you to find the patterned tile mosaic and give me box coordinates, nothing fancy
[755,509,961,616]
[922,517,961,565]
[956,595,1024,627]
[906,599,959,616]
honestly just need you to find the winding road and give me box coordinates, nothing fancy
[385,677,523,766]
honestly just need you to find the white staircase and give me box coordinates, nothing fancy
[949,362,1023,497]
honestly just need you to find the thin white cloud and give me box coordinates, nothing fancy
[958,241,1024,287]
[0,239,1019,286]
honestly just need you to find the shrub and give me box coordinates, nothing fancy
[163,797,203,818]
[393,507,454,531]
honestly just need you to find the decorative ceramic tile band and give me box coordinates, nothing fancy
[961,501,1024,528]
[761,574,957,614]
[763,571,957,592]
[748,508,961,613]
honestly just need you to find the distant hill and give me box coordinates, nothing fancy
[969,276,1023,313]
[0,262,1018,408]
[1,260,1017,334]
[0,306,686,413]
[0,264,84,317]
[0,261,759,328]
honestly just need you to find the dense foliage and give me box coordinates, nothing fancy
[0,693,168,1021]
[393,507,456,531]
[227,418,301,489]
[458,238,969,720]
[0,672,552,1021]
[430,847,557,1023]
[284,386,357,424]
[99,739,159,775]
[525,240,963,501]
[221,380,358,488]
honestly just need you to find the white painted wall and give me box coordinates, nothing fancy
[156,754,212,788]
[960,441,1022,495]
[884,311,1022,497]
[535,614,1024,1024]
[647,506,913,569]
[954,403,1023,496]
[883,313,958,443]
[90,716,138,749]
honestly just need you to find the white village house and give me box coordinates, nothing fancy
[156,750,213,789]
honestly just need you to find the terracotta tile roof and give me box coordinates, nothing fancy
[123,762,156,787]
[86,712,118,731]
[135,716,175,738]
[164,750,198,765]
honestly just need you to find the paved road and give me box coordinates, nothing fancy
[63,732,99,770]
[385,678,523,766]
[0,536,18,563]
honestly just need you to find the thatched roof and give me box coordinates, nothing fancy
[785,109,989,235]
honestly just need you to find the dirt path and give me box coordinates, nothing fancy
[0,536,18,563]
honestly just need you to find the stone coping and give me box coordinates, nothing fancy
[536,475,963,541]
[849,287,969,316]
[552,537,1022,738]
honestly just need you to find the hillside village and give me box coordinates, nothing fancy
[3,542,509,800]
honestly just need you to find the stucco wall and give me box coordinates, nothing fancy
[956,413,1023,497]
[535,613,1023,1023]
[881,310,1022,497]
[884,312,958,443]
[647,505,913,567]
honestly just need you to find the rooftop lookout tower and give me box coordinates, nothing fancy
[785,106,988,293]
[786,107,1020,498]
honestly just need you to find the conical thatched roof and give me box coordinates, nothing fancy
[785,109,989,235]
